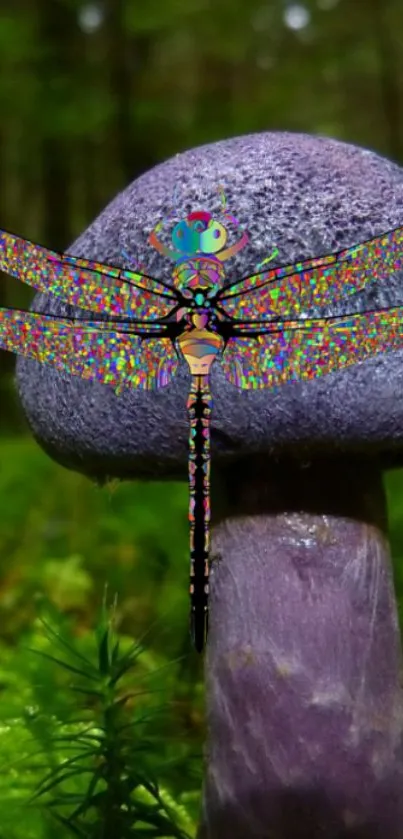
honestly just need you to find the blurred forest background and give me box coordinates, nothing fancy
[1,0,403,836]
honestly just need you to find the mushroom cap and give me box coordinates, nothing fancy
[16,131,403,481]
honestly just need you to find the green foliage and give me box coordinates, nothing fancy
[23,598,196,837]
[0,438,192,651]
[0,437,204,839]
[0,597,199,838]
[385,471,403,625]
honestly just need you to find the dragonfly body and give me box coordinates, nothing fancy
[176,305,224,652]
[1,210,403,652]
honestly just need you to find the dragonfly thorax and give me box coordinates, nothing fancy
[173,256,225,298]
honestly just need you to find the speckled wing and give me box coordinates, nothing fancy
[0,309,179,390]
[0,229,179,320]
[220,307,403,389]
[215,226,403,320]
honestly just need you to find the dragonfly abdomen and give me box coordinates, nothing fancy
[187,375,212,653]
[178,316,224,652]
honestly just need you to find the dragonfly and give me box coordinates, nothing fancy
[1,197,403,653]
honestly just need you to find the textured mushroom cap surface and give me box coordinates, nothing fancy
[16,131,403,481]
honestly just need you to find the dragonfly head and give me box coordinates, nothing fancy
[172,211,228,256]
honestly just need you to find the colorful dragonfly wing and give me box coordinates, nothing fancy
[221,307,403,389]
[0,230,179,319]
[0,309,179,390]
[216,226,403,320]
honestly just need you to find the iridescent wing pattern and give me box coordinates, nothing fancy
[0,229,181,320]
[215,226,403,320]
[0,309,179,390]
[220,307,403,389]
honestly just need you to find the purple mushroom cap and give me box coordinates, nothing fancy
[15,131,403,479]
[16,132,403,837]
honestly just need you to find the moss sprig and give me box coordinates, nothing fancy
[22,596,196,839]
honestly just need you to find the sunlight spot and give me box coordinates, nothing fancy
[78,4,104,34]
[284,4,311,30]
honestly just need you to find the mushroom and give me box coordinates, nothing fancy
[16,132,403,836]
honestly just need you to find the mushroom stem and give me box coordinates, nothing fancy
[199,456,403,838]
